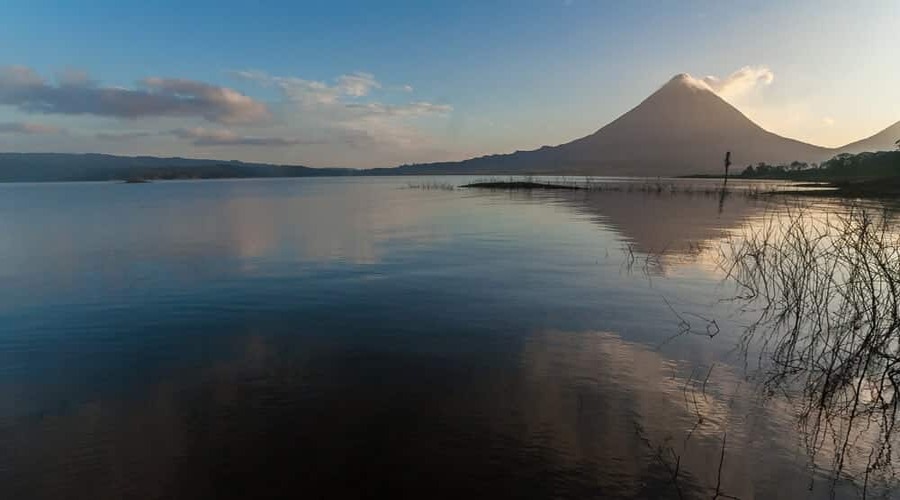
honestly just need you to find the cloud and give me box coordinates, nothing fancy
[98,127,311,147]
[336,119,432,150]
[0,121,63,134]
[0,66,270,124]
[232,70,380,106]
[0,65,42,86]
[95,131,156,140]
[231,71,440,114]
[233,69,453,152]
[701,66,774,99]
[56,68,93,87]
[335,72,380,97]
[822,117,836,126]
[344,101,453,117]
[170,127,311,147]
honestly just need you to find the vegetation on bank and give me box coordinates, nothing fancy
[738,150,899,181]
[683,148,900,197]
[737,150,900,197]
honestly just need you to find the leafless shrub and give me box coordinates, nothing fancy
[720,203,900,493]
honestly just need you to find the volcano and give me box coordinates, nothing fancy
[394,74,867,176]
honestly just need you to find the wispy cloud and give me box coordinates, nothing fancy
[0,121,63,134]
[232,70,381,105]
[170,127,312,146]
[0,66,270,124]
[336,72,380,97]
[56,68,93,87]
[344,101,452,117]
[231,71,450,116]
[233,69,452,151]
[95,131,156,141]
[702,66,774,99]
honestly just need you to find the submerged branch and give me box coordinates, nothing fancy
[719,203,900,489]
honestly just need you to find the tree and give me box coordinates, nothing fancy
[831,153,855,169]
[789,160,808,172]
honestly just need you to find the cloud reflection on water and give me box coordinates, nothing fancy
[0,328,854,499]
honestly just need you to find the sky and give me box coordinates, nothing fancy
[0,0,898,168]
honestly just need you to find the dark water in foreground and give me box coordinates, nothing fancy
[0,177,886,498]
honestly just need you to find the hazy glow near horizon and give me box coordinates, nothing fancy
[0,0,897,167]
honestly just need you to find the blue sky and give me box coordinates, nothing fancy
[1,0,898,167]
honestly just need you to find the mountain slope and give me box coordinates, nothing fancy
[836,121,900,154]
[394,74,836,176]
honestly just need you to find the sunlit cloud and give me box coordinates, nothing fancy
[0,121,63,135]
[231,70,378,105]
[0,66,271,124]
[335,72,380,97]
[170,127,313,147]
[56,68,93,87]
[702,66,774,99]
[231,70,417,108]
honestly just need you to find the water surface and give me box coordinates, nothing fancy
[0,177,884,498]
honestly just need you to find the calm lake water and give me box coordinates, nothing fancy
[0,177,891,499]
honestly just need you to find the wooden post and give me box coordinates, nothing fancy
[718,151,732,214]
[723,151,731,186]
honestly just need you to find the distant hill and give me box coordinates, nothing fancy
[835,121,900,155]
[0,153,351,182]
[386,74,897,177]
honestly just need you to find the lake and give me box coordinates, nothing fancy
[0,177,894,499]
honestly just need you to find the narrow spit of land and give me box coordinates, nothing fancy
[458,180,763,196]
[460,181,583,190]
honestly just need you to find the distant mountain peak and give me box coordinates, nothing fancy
[662,73,713,93]
[668,73,693,83]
